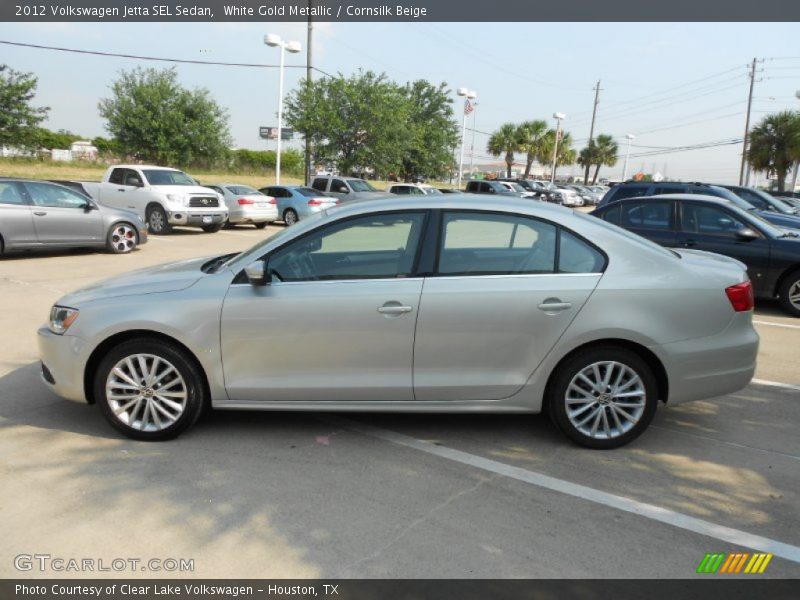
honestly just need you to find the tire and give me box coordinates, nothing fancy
[146,205,172,235]
[94,338,206,441]
[254,222,268,229]
[547,346,659,449]
[202,224,222,233]
[778,271,800,317]
[283,208,299,226]
[106,222,139,254]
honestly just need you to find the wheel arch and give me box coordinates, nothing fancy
[83,329,211,406]
[773,264,800,298]
[543,338,669,408]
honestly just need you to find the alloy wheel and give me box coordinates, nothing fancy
[105,354,188,432]
[788,280,800,310]
[149,210,165,233]
[565,361,646,440]
[109,224,137,253]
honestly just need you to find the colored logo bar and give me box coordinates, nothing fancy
[696,552,773,574]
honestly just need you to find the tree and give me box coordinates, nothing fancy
[487,123,522,178]
[36,128,82,150]
[0,65,49,149]
[518,120,548,179]
[577,143,597,183]
[98,67,232,167]
[538,129,576,179]
[747,111,800,192]
[588,134,618,184]
[399,80,460,181]
[285,70,411,176]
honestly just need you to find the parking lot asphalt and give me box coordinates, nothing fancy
[1,224,798,579]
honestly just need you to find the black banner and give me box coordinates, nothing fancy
[4,0,800,22]
[3,580,800,600]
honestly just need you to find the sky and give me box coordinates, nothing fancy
[1,21,799,184]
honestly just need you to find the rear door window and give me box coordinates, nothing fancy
[620,201,673,231]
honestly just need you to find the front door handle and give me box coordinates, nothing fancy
[538,300,572,313]
[33,211,47,216]
[378,302,413,315]
[118,188,126,192]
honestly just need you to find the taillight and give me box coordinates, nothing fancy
[725,281,754,312]
[308,199,323,206]
[237,197,254,205]
[268,197,277,205]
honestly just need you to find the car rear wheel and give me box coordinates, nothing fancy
[106,222,138,254]
[283,208,299,226]
[778,271,800,317]
[547,346,658,449]
[146,205,172,235]
[95,339,206,441]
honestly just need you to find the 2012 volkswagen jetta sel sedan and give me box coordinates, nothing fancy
[38,196,759,448]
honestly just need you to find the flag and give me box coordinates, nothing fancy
[464,99,474,115]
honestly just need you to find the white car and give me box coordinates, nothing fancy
[387,183,443,196]
[498,182,538,198]
[206,183,279,229]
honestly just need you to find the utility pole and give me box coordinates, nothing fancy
[583,80,601,185]
[304,1,313,185]
[739,58,758,186]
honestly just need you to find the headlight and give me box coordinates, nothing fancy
[166,194,184,205]
[49,306,79,335]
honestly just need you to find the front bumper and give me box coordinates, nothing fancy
[167,211,228,227]
[654,313,759,405]
[37,327,91,404]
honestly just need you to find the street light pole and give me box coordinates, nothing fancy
[456,87,476,189]
[622,133,635,181]
[550,112,565,184]
[265,34,301,185]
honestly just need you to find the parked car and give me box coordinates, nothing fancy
[310,176,387,202]
[465,180,525,197]
[260,185,338,226]
[555,185,584,207]
[498,181,538,198]
[569,185,603,205]
[79,165,228,235]
[720,185,799,216]
[387,183,443,196]
[497,179,551,202]
[775,195,800,211]
[39,195,758,448]
[205,183,278,229]
[591,193,800,316]
[0,178,147,255]
[598,180,800,230]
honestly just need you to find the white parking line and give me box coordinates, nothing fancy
[751,379,800,392]
[334,418,800,564]
[753,319,800,330]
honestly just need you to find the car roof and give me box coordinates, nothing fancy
[600,193,737,206]
[113,165,181,171]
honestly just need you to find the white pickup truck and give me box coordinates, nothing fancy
[83,165,228,234]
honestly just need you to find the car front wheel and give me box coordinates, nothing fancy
[547,346,658,449]
[106,222,138,254]
[146,205,172,235]
[95,338,206,441]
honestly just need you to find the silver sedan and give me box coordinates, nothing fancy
[0,178,147,255]
[38,196,758,448]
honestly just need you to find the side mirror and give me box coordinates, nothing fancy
[83,200,97,211]
[244,260,269,286]
[735,227,759,241]
[337,186,349,193]
[128,177,143,187]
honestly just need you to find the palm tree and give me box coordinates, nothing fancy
[590,134,619,184]
[537,129,576,179]
[577,142,598,182]
[487,123,521,178]
[517,120,548,179]
[747,111,800,192]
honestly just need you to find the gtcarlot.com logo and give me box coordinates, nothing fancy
[696,552,773,574]
[14,554,194,573]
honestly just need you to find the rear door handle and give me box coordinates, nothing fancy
[537,300,572,312]
[33,211,47,216]
[378,303,413,315]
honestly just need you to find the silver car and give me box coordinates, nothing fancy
[0,178,147,255]
[38,196,758,448]
[205,183,279,228]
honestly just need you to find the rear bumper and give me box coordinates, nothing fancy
[37,327,91,404]
[654,312,759,405]
[229,206,279,223]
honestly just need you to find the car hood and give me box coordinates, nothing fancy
[58,256,209,306]
[757,210,800,229]
[149,185,220,196]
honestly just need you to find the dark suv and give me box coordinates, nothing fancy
[465,180,524,197]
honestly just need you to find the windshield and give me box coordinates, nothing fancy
[227,185,262,196]
[422,186,442,195]
[349,179,377,192]
[230,210,329,268]
[297,187,328,197]
[764,193,797,214]
[142,169,196,186]
[510,183,526,192]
